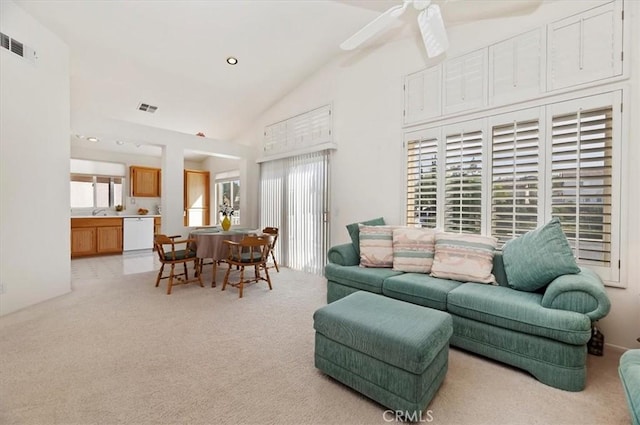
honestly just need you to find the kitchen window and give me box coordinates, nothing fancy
[70,159,126,209]
[70,174,124,208]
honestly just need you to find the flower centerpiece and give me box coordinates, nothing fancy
[219,202,235,231]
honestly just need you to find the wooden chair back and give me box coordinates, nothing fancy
[261,227,280,272]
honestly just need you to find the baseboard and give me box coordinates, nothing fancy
[605,342,631,353]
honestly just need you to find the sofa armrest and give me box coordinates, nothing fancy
[327,243,359,266]
[541,267,611,321]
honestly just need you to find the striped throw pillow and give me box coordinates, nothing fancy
[359,225,395,268]
[392,227,436,273]
[431,232,498,284]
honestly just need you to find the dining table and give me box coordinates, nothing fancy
[188,227,260,287]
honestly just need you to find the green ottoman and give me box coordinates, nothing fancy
[313,291,452,415]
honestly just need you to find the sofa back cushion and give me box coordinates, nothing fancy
[430,232,498,284]
[392,227,436,273]
[346,217,385,257]
[502,218,580,292]
[359,224,395,268]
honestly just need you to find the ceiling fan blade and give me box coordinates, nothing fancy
[418,4,449,58]
[340,2,410,51]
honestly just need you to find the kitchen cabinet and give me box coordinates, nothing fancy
[130,166,161,197]
[154,217,161,235]
[71,227,96,256]
[71,218,123,258]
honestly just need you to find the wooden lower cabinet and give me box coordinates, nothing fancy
[71,227,97,256]
[97,226,123,254]
[71,218,123,258]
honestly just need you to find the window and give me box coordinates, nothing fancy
[404,91,621,283]
[70,174,124,208]
[549,99,617,279]
[490,113,540,246]
[215,177,240,225]
[406,133,438,228]
[443,123,484,234]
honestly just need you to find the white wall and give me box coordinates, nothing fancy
[236,0,639,349]
[0,1,71,315]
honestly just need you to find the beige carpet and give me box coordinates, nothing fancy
[0,260,630,425]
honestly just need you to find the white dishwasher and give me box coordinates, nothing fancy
[123,217,155,251]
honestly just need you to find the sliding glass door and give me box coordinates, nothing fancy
[259,151,330,275]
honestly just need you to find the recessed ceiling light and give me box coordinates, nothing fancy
[226,56,238,65]
[116,140,125,145]
[87,137,99,142]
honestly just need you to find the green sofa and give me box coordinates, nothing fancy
[325,242,611,392]
[620,349,640,425]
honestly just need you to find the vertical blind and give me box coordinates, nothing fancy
[259,151,329,276]
[406,137,438,228]
[491,119,540,246]
[444,129,483,233]
[551,106,613,266]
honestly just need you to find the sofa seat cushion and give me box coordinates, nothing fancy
[383,273,462,311]
[447,283,591,345]
[325,263,403,294]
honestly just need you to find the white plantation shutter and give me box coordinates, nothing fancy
[263,105,332,154]
[444,125,484,234]
[551,106,613,268]
[444,49,486,114]
[404,66,442,124]
[489,28,544,104]
[547,1,622,91]
[406,132,439,228]
[491,115,540,246]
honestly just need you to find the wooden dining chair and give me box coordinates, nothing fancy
[154,234,203,295]
[221,236,272,298]
[261,227,280,272]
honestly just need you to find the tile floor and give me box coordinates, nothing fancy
[71,250,162,281]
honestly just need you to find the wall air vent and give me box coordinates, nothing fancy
[0,32,37,64]
[137,102,158,113]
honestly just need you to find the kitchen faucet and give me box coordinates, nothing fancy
[92,208,107,216]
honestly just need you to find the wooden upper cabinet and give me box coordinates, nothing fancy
[130,166,161,197]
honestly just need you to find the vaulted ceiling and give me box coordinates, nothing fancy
[14,0,543,158]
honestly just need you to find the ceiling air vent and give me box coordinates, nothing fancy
[0,32,37,64]
[137,102,158,113]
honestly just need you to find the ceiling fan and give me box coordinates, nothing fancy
[339,0,450,58]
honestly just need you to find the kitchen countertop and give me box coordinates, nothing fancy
[71,215,161,218]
